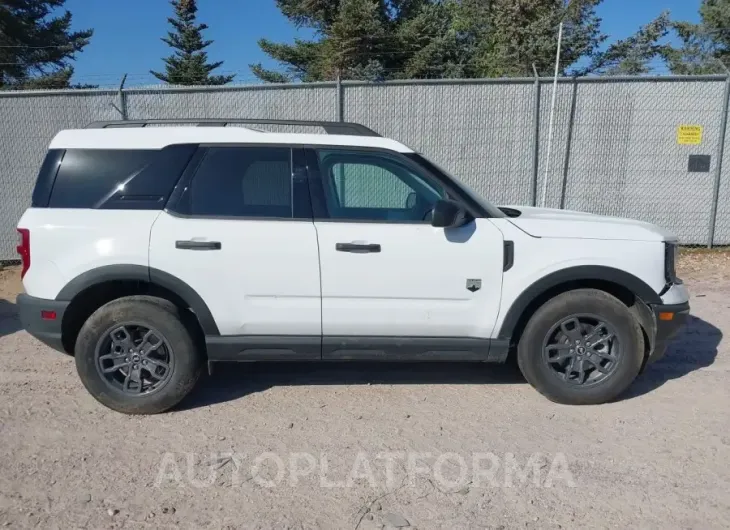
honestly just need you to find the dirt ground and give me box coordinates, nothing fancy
[0,251,729,530]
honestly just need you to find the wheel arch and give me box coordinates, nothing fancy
[497,265,661,348]
[56,265,218,354]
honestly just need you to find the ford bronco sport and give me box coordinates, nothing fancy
[16,119,689,414]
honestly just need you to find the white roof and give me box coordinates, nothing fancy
[49,126,414,153]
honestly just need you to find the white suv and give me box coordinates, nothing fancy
[16,119,689,414]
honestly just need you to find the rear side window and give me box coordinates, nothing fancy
[48,149,158,208]
[31,149,65,207]
[183,147,293,218]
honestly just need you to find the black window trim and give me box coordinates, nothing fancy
[303,146,489,224]
[33,141,496,221]
[164,144,314,221]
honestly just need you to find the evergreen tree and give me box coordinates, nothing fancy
[0,0,92,89]
[151,0,234,85]
[393,0,483,79]
[253,0,669,82]
[590,12,670,75]
[252,0,459,82]
[663,0,730,74]
[480,0,604,77]
[252,0,391,82]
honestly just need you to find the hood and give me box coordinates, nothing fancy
[498,205,677,242]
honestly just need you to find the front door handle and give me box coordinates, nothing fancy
[336,242,381,253]
[176,240,222,250]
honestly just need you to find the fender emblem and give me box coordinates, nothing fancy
[466,279,482,292]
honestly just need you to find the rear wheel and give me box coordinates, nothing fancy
[517,289,644,405]
[75,296,203,414]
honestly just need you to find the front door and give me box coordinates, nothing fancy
[307,148,505,358]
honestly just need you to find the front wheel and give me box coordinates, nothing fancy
[517,289,644,405]
[75,296,203,414]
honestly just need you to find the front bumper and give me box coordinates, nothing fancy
[659,282,689,306]
[16,293,69,354]
[646,299,690,365]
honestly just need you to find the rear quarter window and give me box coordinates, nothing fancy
[48,149,158,208]
[31,149,65,207]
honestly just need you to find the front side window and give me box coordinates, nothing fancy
[185,147,292,218]
[317,149,445,222]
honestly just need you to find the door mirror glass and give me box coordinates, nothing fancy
[431,199,467,228]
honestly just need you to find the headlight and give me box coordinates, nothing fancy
[664,242,681,285]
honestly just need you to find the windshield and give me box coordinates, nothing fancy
[405,153,505,218]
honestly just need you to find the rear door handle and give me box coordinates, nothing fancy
[336,242,381,253]
[176,240,222,250]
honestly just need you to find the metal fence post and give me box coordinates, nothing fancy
[119,74,128,120]
[336,75,343,122]
[559,78,578,210]
[530,65,541,206]
[707,74,730,247]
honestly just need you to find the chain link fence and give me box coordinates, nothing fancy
[1,75,729,259]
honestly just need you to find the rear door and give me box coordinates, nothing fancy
[149,145,322,359]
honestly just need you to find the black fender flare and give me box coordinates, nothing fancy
[497,265,662,341]
[55,265,220,335]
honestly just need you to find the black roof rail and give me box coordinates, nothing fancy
[84,119,380,137]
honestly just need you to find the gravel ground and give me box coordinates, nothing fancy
[0,251,729,530]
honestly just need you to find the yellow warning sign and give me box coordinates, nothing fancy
[677,125,703,145]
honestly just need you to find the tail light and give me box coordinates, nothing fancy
[16,228,30,279]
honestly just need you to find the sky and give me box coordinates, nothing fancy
[63,0,703,87]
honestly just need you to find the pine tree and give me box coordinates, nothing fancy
[151,0,234,86]
[255,0,456,82]
[254,0,669,82]
[589,13,670,75]
[663,0,730,74]
[252,0,393,82]
[479,0,605,77]
[0,0,93,89]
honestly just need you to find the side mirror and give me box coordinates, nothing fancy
[431,199,467,228]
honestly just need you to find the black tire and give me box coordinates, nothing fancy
[75,296,203,414]
[517,289,644,405]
